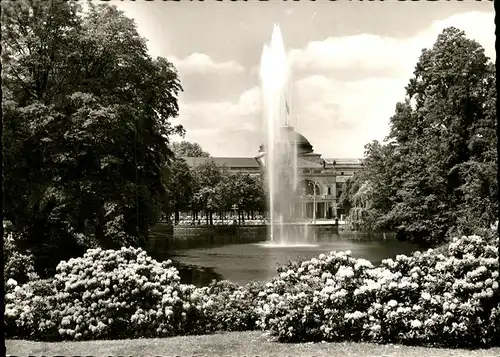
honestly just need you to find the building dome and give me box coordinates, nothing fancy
[280,125,313,154]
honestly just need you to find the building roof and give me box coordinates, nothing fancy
[297,157,324,168]
[280,125,313,154]
[324,158,364,166]
[182,156,363,171]
[182,157,261,169]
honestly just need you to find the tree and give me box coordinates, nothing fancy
[191,160,224,225]
[2,1,183,275]
[213,176,232,221]
[354,27,496,244]
[185,162,266,225]
[236,173,266,222]
[399,27,495,242]
[339,174,364,224]
[171,141,210,158]
[164,158,194,224]
[453,63,497,235]
[339,143,398,231]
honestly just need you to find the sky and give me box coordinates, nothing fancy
[112,0,495,159]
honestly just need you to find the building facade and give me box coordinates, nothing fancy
[183,126,362,220]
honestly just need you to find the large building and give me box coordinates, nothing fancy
[183,126,362,220]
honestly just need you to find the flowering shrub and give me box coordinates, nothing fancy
[4,244,39,285]
[199,280,264,332]
[4,278,56,340]
[5,234,499,348]
[3,221,39,285]
[5,247,209,341]
[255,251,377,342]
[256,235,500,348]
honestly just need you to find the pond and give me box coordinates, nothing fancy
[147,224,423,287]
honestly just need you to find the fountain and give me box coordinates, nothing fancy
[259,25,315,247]
[148,29,422,287]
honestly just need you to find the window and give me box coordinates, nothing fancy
[314,170,321,174]
[340,172,344,175]
[327,187,331,195]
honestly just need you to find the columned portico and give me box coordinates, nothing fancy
[259,127,362,222]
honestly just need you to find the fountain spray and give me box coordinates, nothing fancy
[259,25,298,244]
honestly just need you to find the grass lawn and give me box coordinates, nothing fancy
[6,331,500,357]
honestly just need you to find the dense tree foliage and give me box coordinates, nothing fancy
[342,27,497,244]
[164,158,266,225]
[163,139,266,225]
[191,160,224,225]
[2,1,183,276]
[164,158,194,224]
[171,141,210,158]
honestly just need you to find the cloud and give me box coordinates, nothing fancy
[171,53,245,75]
[176,75,405,158]
[289,34,414,76]
[288,11,495,78]
[175,86,263,156]
[293,75,407,158]
[425,11,495,60]
[174,11,495,159]
[283,11,495,157]
[179,86,261,126]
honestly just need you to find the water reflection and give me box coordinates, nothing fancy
[170,262,223,287]
[147,225,422,287]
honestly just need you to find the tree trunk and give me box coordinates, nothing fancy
[175,210,180,225]
[209,211,213,225]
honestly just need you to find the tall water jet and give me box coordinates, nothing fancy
[259,25,298,244]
